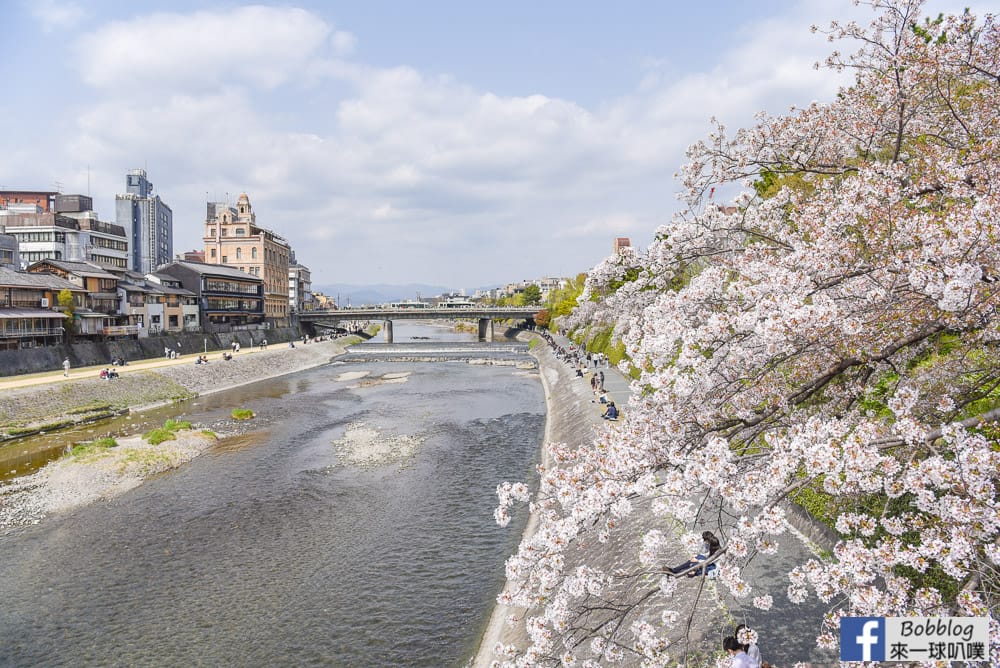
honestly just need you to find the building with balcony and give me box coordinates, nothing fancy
[203,193,290,325]
[26,259,120,338]
[146,272,200,333]
[115,169,173,273]
[0,266,85,349]
[113,270,198,337]
[156,259,264,332]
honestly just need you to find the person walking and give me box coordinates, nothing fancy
[62,357,70,377]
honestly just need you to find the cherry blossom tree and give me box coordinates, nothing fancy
[495,1,1000,665]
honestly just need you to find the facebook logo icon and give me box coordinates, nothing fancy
[841,617,886,661]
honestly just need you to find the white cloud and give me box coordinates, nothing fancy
[57,0,944,288]
[26,0,85,33]
[331,31,357,56]
[74,6,333,90]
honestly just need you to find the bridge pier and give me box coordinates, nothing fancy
[383,320,393,343]
[478,318,494,342]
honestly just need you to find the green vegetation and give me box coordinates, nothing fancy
[231,408,255,420]
[68,437,119,458]
[545,273,587,323]
[143,418,192,445]
[522,284,542,305]
[528,338,541,350]
[57,288,75,338]
[67,402,113,415]
[791,479,962,599]
[143,428,176,445]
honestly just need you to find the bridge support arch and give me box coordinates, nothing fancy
[383,320,393,343]
[478,318,494,342]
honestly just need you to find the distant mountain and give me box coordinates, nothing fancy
[312,283,455,306]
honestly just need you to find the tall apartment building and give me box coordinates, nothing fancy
[202,193,290,324]
[0,194,129,269]
[288,251,313,313]
[115,169,173,273]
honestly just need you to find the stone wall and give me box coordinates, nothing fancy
[0,327,303,377]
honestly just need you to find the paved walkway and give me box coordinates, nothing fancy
[547,333,838,666]
[0,344,277,392]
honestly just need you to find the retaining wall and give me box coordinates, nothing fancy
[0,327,303,377]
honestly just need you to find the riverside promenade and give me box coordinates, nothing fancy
[474,333,838,667]
[0,335,364,442]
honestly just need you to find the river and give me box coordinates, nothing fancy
[0,323,544,667]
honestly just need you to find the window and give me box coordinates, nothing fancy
[222,256,228,263]
[251,247,257,259]
[236,248,242,259]
[235,228,245,236]
[210,249,216,258]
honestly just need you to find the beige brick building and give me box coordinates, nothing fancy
[202,193,290,325]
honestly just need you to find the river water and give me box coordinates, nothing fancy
[0,323,544,667]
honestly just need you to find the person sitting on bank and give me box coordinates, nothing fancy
[667,531,722,576]
[598,390,608,404]
[602,401,619,420]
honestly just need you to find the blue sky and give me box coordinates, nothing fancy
[3,0,997,291]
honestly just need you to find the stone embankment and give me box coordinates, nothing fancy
[474,337,838,667]
[473,341,731,667]
[0,336,361,440]
[0,336,364,531]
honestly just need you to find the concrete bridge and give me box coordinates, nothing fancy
[298,306,539,342]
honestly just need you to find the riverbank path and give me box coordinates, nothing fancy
[0,342,293,392]
[545,332,838,665]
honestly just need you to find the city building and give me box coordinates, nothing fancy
[202,193,290,325]
[27,259,121,338]
[146,272,200,332]
[113,270,199,337]
[115,169,173,273]
[0,266,84,349]
[614,237,631,254]
[157,259,264,331]
[0,190,57,212]
[288,251,313,313]
[0,194,129,269]
[0,233,18,269]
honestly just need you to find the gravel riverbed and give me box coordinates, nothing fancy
[0,337,358,532]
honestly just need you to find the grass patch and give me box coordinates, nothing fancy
[67,402,112,415]
[143,428,177,445]
[116,449,176,475]
[68,437,119,458]
[143,418,193,445]
[231,408,255,420]
[200,429,217,439]
[528,338,540,349]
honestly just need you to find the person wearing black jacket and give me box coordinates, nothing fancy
[667,531,722,576]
